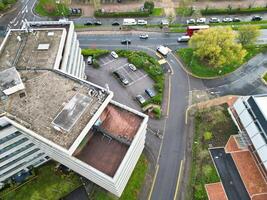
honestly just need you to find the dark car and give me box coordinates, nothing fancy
[145,88,155,98]
[112,71,129,85]
[94,21,102,25]
[84,21,93,26]
[112,21,120,26]
[251,16,262,21]
[233,17,241,22]
[121,39,131,45]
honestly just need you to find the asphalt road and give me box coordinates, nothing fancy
[0,0,46,30]
[73,13,267,26]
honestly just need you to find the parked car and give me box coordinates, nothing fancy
[87,56,93,65]
[112,71,129,85]
[139,33,149,39]
[196,18,206,24]
[112,21,120,26]
[70,8,82,15]
[111,51,118,59]
[177,35,190,42]
[128,64,137,71]
[209,17,220,23]
[137,19,147,25]
[233,17,241,22]
[222,17,233,23]
[161,19,169,26]
[186,19,195,24]
[136,95,146,104]
[94,21,102,25]
[84,21,93,26]
[251,16,262,21]
[145,88,156,98]
[121,39,131,45]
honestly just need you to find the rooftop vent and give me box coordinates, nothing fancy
[37,43,50,50]
[48,32,54,36]
[19,92,26,98]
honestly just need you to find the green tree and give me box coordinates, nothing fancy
[0,1,5,10]
[144,1,154,13]
[189,27,247,67]
[238,25,260,46]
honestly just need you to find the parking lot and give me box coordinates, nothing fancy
[85,54,155,110]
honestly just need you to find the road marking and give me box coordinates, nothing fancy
[173,159,184,200]
[128,74,148,86]
[166,75,172,116]
[101,59,116,66]
[148,164,159,200]
[166,60,174,75]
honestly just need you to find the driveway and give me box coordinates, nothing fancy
[209,148,250,200]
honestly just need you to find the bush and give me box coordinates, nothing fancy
[92,60,100,69]
[201,6,267,15]
[35,0,70,17]
[94,10,150,18]
[144,1,154,14]
[153,107,161,119]
[204,131,213,141]
[0,0,17,11]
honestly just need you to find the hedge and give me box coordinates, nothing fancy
[201,7,267,15]
[94,10,150,18]
[81,49,110,59]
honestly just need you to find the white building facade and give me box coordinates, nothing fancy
[229,95,267,179]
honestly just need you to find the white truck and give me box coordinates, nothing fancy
[122,18,137,26]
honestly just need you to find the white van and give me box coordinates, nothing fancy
[123,18,137,26]
[177,35,190,42]
[157,45,169,57]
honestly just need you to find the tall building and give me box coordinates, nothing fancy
[0,21,148,197]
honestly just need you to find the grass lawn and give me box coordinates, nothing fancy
[150,8,164,16]
[188,105,238,200]
[177,45,267,78]
[263,72,267,82]
[0,162,81,200]
[91,154,148,200]
[35,0,70,17]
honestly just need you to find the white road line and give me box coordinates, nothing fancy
[101,59,116,66]
[128,74,148,86]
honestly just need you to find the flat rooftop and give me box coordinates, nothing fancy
[74,103,143,177]
[0,69,110,149]
[0,29,65,71]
